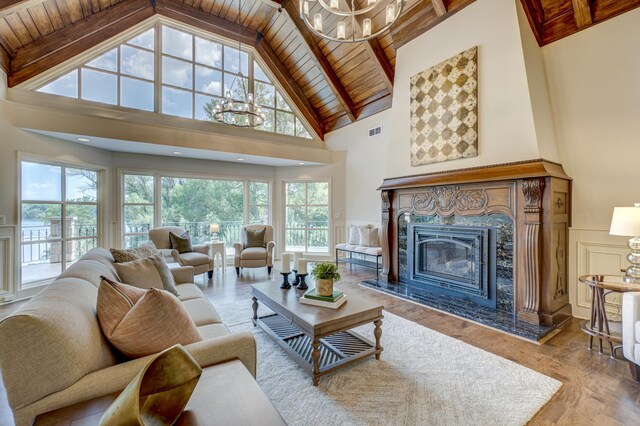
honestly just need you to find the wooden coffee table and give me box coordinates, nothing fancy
[251,282,384,386]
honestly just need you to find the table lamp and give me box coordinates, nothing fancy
[209,223,220,242]
[609,204,640,283]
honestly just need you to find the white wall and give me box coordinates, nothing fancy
[542,8,640,319]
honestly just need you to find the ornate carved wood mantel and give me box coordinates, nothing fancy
[377,159,572,326]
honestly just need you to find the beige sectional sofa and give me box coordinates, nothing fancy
[0,248,256,426]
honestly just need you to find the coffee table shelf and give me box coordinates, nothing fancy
[256,313,376,376]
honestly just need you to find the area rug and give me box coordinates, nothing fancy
[214,299,561,426]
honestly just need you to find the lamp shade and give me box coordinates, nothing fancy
[209,223,220,233]
[609,207,640,236]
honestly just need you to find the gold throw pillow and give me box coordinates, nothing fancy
[114,254,179,296]
[97,277,202,358]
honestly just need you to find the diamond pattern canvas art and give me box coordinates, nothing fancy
[410,46,478,166]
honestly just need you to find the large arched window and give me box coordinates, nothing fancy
[35,22,314,140]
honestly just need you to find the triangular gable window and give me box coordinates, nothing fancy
[35,23,314,140]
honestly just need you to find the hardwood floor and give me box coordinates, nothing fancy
[1,263,639,425]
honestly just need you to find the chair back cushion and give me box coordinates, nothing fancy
[149,226,187,249]
[241,225,273,246]
[244,228,266,248]
[170,231,193,253]
[0,277,118,410]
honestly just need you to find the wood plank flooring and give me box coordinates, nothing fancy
[1,263,639,425]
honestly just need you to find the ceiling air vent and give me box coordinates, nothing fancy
[368,126,382,138]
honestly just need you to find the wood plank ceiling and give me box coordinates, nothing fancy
[0,0,637,138]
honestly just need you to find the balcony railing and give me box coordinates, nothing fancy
[21,223,97,265]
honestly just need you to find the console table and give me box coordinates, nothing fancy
[579,274,640,358]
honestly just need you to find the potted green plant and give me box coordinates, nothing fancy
[310,262,341,296]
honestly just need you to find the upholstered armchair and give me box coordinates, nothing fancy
[622,291,640,381]
[149,226,214,278]
[233,224,275,276]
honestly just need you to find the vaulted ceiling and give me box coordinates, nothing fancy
[0,0,637,139]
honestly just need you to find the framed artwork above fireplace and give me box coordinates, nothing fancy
[409,46,478,166]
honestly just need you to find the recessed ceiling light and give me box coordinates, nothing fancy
[173,151,183,155]
[76,137,91,142]
[298,162,305,165]
[237,158,244,161]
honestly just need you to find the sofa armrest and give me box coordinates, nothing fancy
[185,332,257,377]
[622,292,640,362]
[171,266,194,284]
[192,244,210,256]
[159,248,180,264]
[233,242,243,267]
[266,241,275,267]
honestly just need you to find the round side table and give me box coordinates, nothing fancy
[208,241,226,274]
[579,274,640,358]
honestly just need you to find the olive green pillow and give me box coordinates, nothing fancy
[244,228,266,248]
[169,231,193,254]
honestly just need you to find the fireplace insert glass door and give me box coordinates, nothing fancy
[408,224,497,308]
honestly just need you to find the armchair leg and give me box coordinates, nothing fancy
[630,361,640,382]
[236,267,240,276]
[207,270,213,279]
[268,266,272,275]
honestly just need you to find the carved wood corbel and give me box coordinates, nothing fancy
[380,190,394,282]
[518,177,546,324]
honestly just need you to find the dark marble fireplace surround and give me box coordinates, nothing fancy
[362,159,573,341]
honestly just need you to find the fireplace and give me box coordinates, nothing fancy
[407,224,496,308]
[361,160,573,341]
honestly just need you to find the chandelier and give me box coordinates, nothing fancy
[212,0,265,127]
[300,0,405,43]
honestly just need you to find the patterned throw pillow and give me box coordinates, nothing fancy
[244,228,266,248]
[114,254,179,296]
[97,277,201,358]
[169,232,193,254]
[110,246,158,263]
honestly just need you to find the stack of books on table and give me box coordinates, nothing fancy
[299,288,347,309]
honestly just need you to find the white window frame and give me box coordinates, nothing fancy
[118,169,273,250]
[18,154,107,296]
[281,179,332,257]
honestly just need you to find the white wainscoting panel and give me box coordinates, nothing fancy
[0,225,18,301]
[569,229,632,320]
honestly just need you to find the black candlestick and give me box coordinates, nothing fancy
[280,272,291,289]
[297,274,309,290]
[292,269,300,285]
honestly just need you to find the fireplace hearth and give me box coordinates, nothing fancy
[361,159,573,341]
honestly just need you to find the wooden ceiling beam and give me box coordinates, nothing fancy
[0,0,45,20]
[8,0,154,87]
[431,0,447,17]
[155,0,258,46]
[571,0,592,28]
[281,0,356,121]
[255,33,325,140]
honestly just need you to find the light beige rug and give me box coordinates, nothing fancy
[215,300,561,426]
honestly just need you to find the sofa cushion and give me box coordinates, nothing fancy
[97,278,202,358]
[354,246,369,254]
[58,259,119,287]
[182,298,223,326]
[170,231,193,254]
[240,247,268,261]
[197,323,231,340]
[176,284,206,301]
[0,278,118,410]
[114,255,179,296]
[179,252,210,267]
[244,228,266,248]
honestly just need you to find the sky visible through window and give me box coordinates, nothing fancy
[36,23,313,140]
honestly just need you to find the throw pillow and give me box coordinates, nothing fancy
[97,277,202,358]
[110,246,158,263]
[170,232,193,254]
[114,254,179,296]
[244,228,266,248]
[358,227,380,247]
[347,225,360,245]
